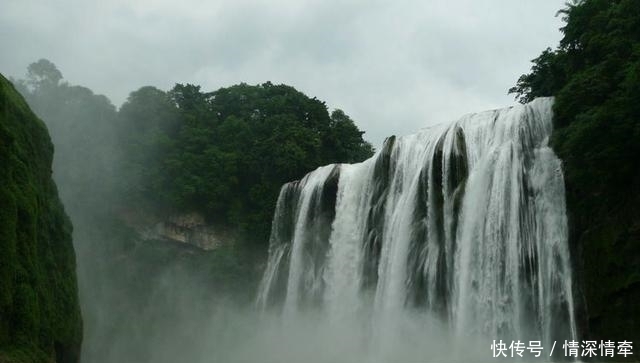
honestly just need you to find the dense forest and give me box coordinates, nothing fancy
[510,0,640,344]
[0,75,82,363]
[15,60,374,244]
[10,61,374,363]
[117,81,373,242]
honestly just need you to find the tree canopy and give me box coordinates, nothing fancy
[14,63,119,216]
[119,82,374,241]
[510,0,640,202]
[15,61,374,243]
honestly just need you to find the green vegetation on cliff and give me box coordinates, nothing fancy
[118,82,374,242]
[0,74,82,363]
[16,61,374,244]
[13,59,119,218]
[13,61,374,362]
[510,0,640,343]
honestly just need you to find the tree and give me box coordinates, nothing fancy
[15,60,119,216]
[26,58,63,90]
[327,109,375,163]
[508,48,567,104]
[119,82,374,242]
[117,86,179,202]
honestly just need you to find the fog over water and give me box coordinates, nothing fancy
[254,98,576,362]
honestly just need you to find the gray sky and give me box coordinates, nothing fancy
[0,0,566,147]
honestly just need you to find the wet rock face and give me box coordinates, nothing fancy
[258,98,577,346]
[151,213,230,250]
[121,210,235,250]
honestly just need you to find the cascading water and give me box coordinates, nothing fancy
[257,98,577,360]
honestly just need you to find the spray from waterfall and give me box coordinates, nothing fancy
[257,97,577,358]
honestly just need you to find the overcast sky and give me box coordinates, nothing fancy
[0,0,566,147]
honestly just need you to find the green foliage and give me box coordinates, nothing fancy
[329,109,375,162]
[511,0,640,342]
[508,48,568,104]
[120,82,374,242]
[25,59,63,90]
[117,86,178,199]
[0,74,82,363]
[9,60,373,361]
[14,68,119,218]
[15,60,373,246]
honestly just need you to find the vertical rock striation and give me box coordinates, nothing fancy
[258,98,577,347]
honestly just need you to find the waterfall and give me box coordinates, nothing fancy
[257,97,577,354]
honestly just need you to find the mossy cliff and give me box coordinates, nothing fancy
[0,74,82,363]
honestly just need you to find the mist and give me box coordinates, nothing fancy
[136,306,491,363]
[11,63,262,363]
[11,55,576,363]
[3,1,639,362]
[12,60,420,363]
